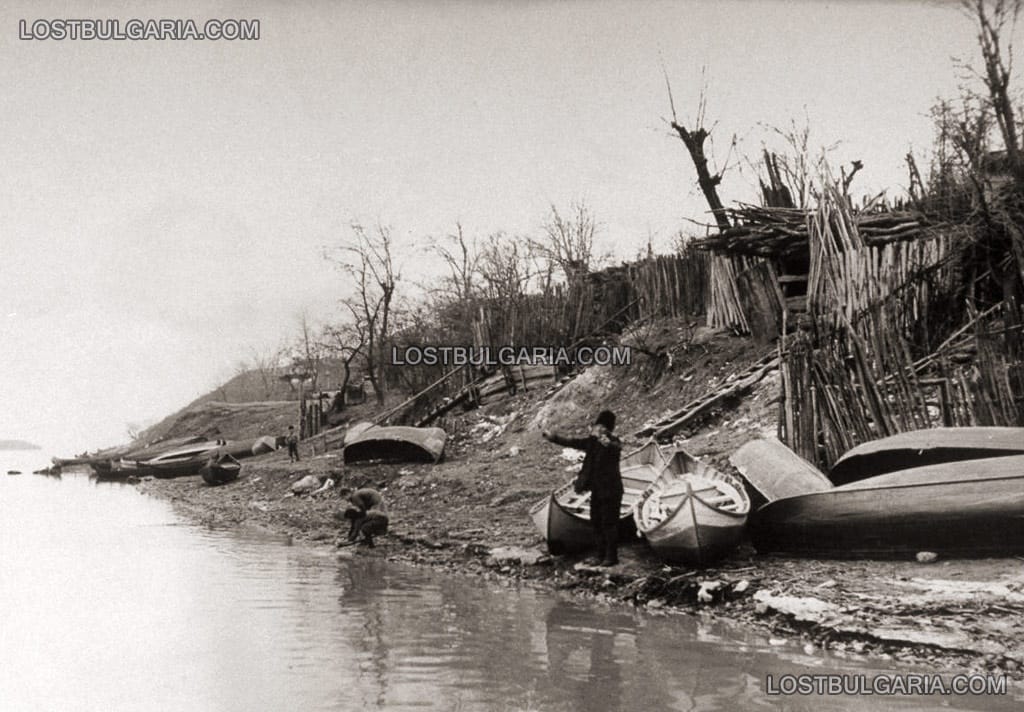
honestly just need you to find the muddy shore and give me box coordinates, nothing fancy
[118,329,1024,689]
[136,441,1024,687]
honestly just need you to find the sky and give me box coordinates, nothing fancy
[0,0,1013,453]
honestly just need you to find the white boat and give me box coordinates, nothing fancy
[634,449,750,565]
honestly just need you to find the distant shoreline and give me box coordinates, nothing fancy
[0,440,41,451]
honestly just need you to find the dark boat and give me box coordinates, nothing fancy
[829,427,1024,486]
[529,440,667,555]
[343,424,448,464]
[89,460,116,477]
[112,441,225,478]
[750,454,1024,558]
[730,437,833,503]
[201,454,242,485]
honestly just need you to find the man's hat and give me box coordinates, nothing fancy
[594,410,616,431]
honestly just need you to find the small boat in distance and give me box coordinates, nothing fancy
[634,449,750,565]
[828,427,1024,485]
[529,440,666,555]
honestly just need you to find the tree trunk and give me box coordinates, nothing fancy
[672,121,731,232]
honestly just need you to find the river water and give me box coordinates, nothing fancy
[0,451,1018,711]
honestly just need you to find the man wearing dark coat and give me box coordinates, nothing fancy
[543,410,623,566]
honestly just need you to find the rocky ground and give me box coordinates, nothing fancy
[129,325,1024,687]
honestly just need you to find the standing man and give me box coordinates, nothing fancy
[543,410,623,567]
[286,425,300,462]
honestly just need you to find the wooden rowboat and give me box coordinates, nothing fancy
[829,427,1024,485]
[730,438,833,503]
[634,449,750,565]
[201,454,242,485]
[112,441,225,479]
[750,454,1024,558]
[529,440,667,555]
[343,424,447,464]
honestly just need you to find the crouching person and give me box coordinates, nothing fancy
[338,487,389,547]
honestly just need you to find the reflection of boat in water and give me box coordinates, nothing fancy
[828,427,1024,485]
[634,450,750,565]
[751,454,1024,558]
[529,441,666,555]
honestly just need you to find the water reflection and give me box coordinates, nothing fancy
[0,467,1019,711]
[543,601,628,711]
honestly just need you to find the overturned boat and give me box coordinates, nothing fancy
[342,423,447,464]
[730,437,833,503]
[217,435,278,459]
[829,427,1024,486]
[529,440,667,555]
[634,449,750,565]
[750,454,1024,558]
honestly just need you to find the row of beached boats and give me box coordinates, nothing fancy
[530,440,752,566]
[531,426,1024,564]
[55,435,277,485]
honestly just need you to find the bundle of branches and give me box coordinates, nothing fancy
[696,202,942,259]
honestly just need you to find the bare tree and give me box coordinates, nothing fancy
[125,422,146,442]
[967,0,1023,181]
[429,222,484,343]
[327,222,401,404]
[478,232,535,303]
[434,222,482,304]
[291,311,325,392]
[324,301,367,404]
[664,70,734,232]
[757,117,846,209]
[533,201,602,286]
[240,343,287,401]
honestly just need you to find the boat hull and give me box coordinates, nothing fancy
[751,455,1024,558]
[731,438,833,502]
[113,458,209,478]
[635,452,750,565]
[343,425,447,464]
[201,458,241,486]
[829,427,1024,486]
